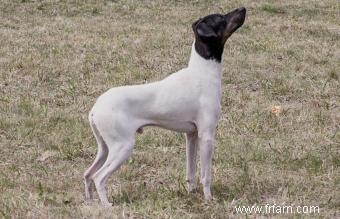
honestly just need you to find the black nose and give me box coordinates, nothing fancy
[237,7,246,14]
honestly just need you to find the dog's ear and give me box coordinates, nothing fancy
[197,22,218,38]
[193,19,217,39]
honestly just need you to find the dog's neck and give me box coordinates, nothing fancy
[188,41,222,80]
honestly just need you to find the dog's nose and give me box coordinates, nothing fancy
[237,7,246,13]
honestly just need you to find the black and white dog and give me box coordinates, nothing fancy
[84,7,246,206]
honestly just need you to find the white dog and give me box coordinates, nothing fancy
[84,7,246,206]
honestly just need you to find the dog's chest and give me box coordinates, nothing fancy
[199,79,222,115]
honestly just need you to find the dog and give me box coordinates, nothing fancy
[84,7,246,206]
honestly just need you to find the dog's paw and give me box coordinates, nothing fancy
[203,187,212,200]
[102,202,113,207]
[83,198,100,206]
[187,186,198,194]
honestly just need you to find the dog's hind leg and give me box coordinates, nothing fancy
[92,134,135,206]
[84,117,109,201]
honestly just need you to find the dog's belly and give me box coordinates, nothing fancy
[142,120,197,133]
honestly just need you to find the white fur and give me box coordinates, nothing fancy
[84,42,223,206]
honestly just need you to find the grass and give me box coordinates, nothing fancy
[0,0,339,218]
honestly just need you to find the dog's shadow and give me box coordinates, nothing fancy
[107,180,236,206]
[110,182,149,205]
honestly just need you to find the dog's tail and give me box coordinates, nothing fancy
[89,111,108,149]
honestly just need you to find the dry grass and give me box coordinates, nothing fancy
[0,0,339,218]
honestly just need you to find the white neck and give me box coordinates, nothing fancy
[188,41,223,79]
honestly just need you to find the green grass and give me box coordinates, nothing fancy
[0,0,339,218]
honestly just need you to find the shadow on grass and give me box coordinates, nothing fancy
[110,180,189,205]
[109,178,256,206]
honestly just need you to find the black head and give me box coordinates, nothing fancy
[192,7,246,62]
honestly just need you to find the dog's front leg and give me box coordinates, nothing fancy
[186,132,198,192]
[198,130,215,200]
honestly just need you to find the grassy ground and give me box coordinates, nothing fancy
[0,0,339,218]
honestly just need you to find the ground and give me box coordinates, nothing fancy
[0,0,339,218]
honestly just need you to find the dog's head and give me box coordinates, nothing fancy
[192,7,246,62]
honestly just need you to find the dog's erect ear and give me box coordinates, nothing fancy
[192,19,218,39]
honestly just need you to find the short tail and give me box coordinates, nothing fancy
[89,111,107,147]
